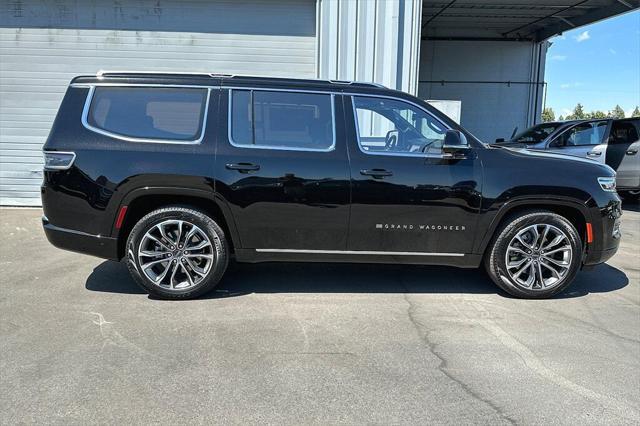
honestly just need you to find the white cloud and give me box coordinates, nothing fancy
[551,55,567,61]
[559,82,583,89]
[574,31,590,42]
[609,48,617,55]
[561,108,573,117]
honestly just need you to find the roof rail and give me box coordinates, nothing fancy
[96,70,213,78]
[328,79,386,88]
[95,70,387,88]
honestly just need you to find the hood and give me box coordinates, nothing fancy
[490,144,616,172]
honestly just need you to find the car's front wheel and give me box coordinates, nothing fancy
[485,210,582,298]
[126,206,229,299]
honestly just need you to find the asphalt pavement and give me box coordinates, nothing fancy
[1,204,638,424]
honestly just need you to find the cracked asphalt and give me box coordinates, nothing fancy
[1,204,639,424]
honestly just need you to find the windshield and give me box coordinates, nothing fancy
[510,123,564,144]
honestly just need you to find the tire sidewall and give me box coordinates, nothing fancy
[488,212,582,298]
[126,207,228,299]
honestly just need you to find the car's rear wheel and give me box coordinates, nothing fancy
[126,206,228,299]
[485,210,582,298]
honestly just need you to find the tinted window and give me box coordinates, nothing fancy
[550,121,608,147]
[87,87,208,141]
[511,123,562,144]
[230,90,334,150]
[609,121,639,144]
[353,96,447,156]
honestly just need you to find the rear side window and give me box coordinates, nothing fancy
[609,121,639,144]
[86,87,208,142]
[230,90,334,151]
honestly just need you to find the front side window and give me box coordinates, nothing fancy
[549,121,608,147]
[87,87,208,142]
[230,90,334,151]
[352,96,447,156]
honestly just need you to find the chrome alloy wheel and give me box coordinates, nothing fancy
[505,224,573,290]
[137,220,215,290]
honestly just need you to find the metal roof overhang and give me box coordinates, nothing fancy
[422,0,639,41]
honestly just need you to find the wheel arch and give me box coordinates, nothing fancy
[476,198,590,257]
[113,187,240,260]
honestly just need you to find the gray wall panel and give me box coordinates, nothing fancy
[418,39,546,142]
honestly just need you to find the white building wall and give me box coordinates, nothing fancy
[418,40,547,142]
[316,0,422,95]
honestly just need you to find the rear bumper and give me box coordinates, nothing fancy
[43,216,119,260]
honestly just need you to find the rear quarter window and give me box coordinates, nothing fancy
[85,87,208,142]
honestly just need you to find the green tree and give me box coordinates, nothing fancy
[558,115,564,121]
[588,110,607,119]
[608,104,626,119]
[542,107,555,122]
[570,103,586,120]
[631,106,640,118]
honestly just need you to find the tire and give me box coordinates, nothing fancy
[484,210,582,299]
[620,190,640,203]
[126,206,229,300]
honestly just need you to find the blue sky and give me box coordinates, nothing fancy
[545,10,640,118]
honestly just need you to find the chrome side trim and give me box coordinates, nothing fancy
[255,249,464,257]
[80,86,211,145]
[349,94,452,159]
[226,89,337,153]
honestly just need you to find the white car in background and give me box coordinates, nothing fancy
[496,118,640,201]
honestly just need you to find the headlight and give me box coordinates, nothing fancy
[43,151,76,170]
[597,177,616,192]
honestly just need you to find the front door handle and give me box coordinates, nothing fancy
[587,151,602,157]
[225,162,260,173]
[360,168,393,178]
[626,149,638,155]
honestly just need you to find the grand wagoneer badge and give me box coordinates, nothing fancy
[376,224,466,231]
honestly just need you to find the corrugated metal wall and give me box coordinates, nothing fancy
[0,0,316,206]
[316,0,422,95]
[418,40,547,143]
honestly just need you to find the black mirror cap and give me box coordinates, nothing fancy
[495,138,505,143]
[443,130,470,151]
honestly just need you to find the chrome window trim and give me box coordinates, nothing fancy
[349,94,452,159]
[42,150,76,170]
[255,249,464,257]
[226,89,337,153]
[80,85,211,145]
[224,85,339,95]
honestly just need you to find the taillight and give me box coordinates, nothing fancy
[43,151,76,170]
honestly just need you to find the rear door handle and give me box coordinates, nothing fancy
[587,151,602,157]
[225,162,260,173]
[360,168,393,178]
[626,149,638,155]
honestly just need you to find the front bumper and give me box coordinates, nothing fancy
[583,199,622,266]
[43,216,119,260]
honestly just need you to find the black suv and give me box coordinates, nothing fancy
[42,72,622,299]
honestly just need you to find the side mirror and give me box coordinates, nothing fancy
[495,138,505,143]
[443,130,470,155]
